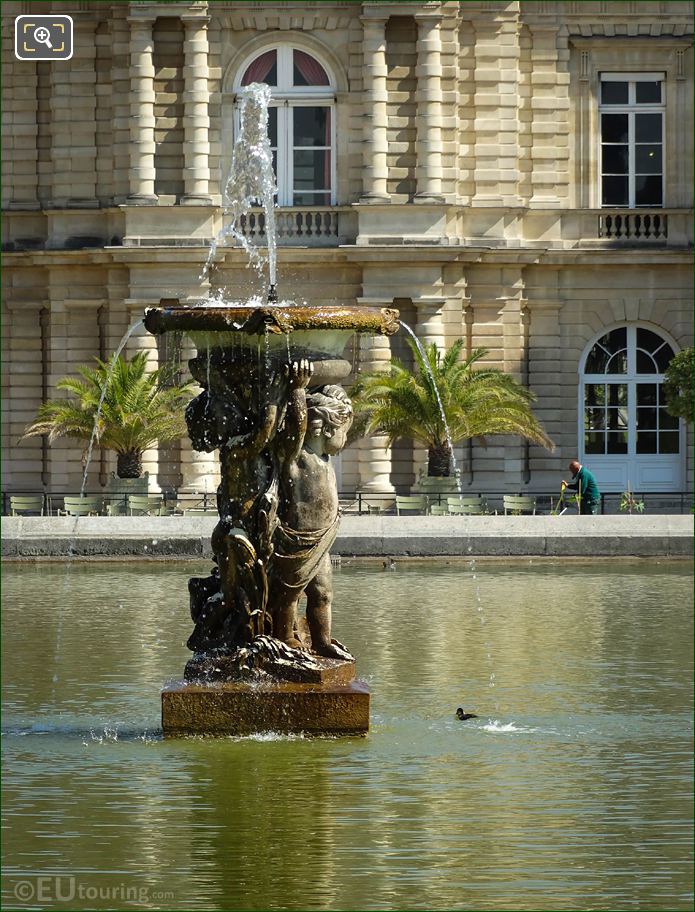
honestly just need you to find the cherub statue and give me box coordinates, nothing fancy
[269,360,353,661]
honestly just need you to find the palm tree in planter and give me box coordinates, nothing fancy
[22,351,194,479]
[350,338,554,479]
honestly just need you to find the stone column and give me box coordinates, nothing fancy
[415,298,446,350]
[359,16,390,202]
[125,302,161,489]
[127,17,158,204]
[357,333,395,494]
[178,335,220,495]
[414,298,447,486]
[414,15,444,203]
[181,14,212,205]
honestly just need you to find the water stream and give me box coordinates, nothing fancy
[202,83,278,294]
[400,322,461,491]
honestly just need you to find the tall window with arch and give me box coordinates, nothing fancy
[580,324,682,491]
[236,46,335,206]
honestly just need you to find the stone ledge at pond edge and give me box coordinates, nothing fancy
[2,515,692,558]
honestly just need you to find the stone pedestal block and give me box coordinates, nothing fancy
[162,680,370,736]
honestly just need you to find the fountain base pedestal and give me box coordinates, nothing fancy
[161,679,370,736]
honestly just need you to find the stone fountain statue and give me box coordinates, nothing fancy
[145,303,399,735]
[144,83,399,734]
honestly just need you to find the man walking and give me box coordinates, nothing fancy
[563,460,601,515]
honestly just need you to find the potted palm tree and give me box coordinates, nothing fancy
[350,338,554,484]
[22,351,194,480]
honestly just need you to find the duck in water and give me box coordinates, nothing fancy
[456,707,478,721]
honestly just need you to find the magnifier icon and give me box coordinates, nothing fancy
[33,26,53,49]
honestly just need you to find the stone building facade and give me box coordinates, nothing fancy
[2,0,693,500]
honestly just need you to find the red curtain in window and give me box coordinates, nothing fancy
[294,50,329,86]
[241,50,276,86]
[324,109,331,193]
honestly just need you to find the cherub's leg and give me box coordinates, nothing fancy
[305,554,352,660]
[271,583,303,648]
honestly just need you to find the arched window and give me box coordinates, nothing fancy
[580,325,682,491]
[235,46,335,207]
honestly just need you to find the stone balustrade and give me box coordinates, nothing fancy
[237,207,354,247]
[597,211,669,242]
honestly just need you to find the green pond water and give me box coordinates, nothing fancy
[2,559,693,911]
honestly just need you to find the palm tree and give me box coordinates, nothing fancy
[351,338,554,477]
[22,351,194,478]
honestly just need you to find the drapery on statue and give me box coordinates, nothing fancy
[184,350,354,676]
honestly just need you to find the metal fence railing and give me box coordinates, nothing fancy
[2,489,693,517]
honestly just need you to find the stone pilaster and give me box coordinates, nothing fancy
[124,302,162,489]
[414,15,444,203]
[127,17,158,204]
[415,297,446,350]
[357,333,395,494]
[181,13,212,205]
[50,20,98,208]
[472,16,522,206]
[46,278,70,490]
[3,16,39,210]
[178,336,220,494]
[359,15,390,202]
[500,273,528,488]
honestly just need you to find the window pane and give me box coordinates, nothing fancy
[602,176,629,206]
[636,349,658,373]
[293,149,331,190]
[607,432,628,454]
[606,350,628,373]
[606,407,628,429]
[637,384,657,405]
[637,328,666,353]
[585,383,606,406]
[268,106,277,147]
[635,145,662,174]
[585,407,605,430]
[660,409,679,430]
[293,191,331,206]
[637,406,657,429]
[654,344,675,372]
[636,81,662,104]
[293,50,330,87]
[635,175,662,206]
[636,431,657,453]
[241,50,277,87]
[601,81,629,104]
[659,432,680,454]
[293,107,331,147]
[585,432,605,454]
[585,346,609,374]
[601,113,629,142]
[607,384,627,406]
[635,113,662,143]
[602,145,629,173]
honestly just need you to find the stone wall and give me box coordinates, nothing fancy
[1,0,693,501]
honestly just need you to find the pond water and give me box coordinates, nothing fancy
[2,559,693,911]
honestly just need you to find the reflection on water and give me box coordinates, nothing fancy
[2,560,693,911]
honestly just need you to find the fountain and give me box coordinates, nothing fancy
[143,85,400,736]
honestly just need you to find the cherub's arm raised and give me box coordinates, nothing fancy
[277,360,313,464]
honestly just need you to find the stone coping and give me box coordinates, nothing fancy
[2,515,692,558]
